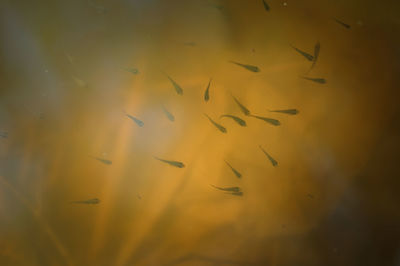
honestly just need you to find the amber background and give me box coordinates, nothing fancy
[1,0,400,265]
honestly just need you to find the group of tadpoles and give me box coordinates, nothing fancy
[1,0,351,204]
[67,0,348,203]
[104,0,350,199]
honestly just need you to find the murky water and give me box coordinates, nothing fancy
[1,0,400,265]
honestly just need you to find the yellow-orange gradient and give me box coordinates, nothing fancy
[1,0,400,265]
